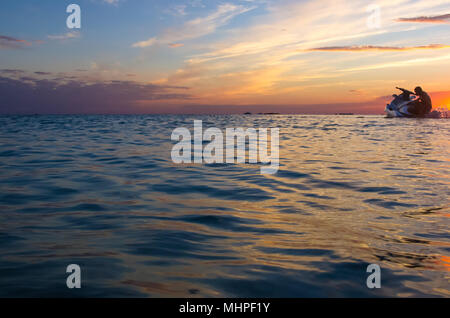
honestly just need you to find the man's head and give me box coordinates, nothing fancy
[415,86,423,95]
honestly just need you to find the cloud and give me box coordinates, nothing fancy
[397,13,450,24]
[349,89,366,95]
[166,5,188,16]
[340,52,450,72]
[307,44,450,52]
[132,3,255,48]
[1,70,446,114]
[169,43,184,48]
[188,0,205,8]
[0,69,25,75]
[0,73,191,114]
[47,31,80,41]
[0,35,31,49]
[132,37,157,48]
[102,0,121,5]
[149,0,450,107]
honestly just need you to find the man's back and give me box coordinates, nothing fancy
[420,91,432,114]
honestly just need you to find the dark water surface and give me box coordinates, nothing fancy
[0,115,448,297]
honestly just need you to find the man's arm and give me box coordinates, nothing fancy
[396,87,414,95]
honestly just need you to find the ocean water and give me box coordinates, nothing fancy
[0,114,448,297]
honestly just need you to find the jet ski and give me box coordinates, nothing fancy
[385,87,445,118]
[385,87,418,118]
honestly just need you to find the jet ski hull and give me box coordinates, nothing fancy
[385,106,445,118]
[385,97,415,118]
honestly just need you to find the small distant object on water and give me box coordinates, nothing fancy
[336,113,354,115]
[244,112,252,115]
[257,112,281,115]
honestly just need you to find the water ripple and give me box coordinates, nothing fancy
[0,114,448,297]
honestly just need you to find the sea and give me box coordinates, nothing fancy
[0,114,448,297]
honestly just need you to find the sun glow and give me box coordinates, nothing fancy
[439,98,450,110]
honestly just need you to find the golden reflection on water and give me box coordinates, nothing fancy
[0,115,448,297]
[120,116,449,296]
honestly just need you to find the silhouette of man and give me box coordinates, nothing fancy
[409,86,432,115]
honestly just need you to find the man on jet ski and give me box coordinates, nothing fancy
[409,86,432,115]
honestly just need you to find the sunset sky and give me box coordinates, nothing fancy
[1,0,449,114]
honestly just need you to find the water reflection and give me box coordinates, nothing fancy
[0,115,448,297]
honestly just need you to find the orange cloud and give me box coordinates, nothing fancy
[396,13,450,24]
[307,44,450,52]
[169,43,184,48]
[0,35,31,49]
